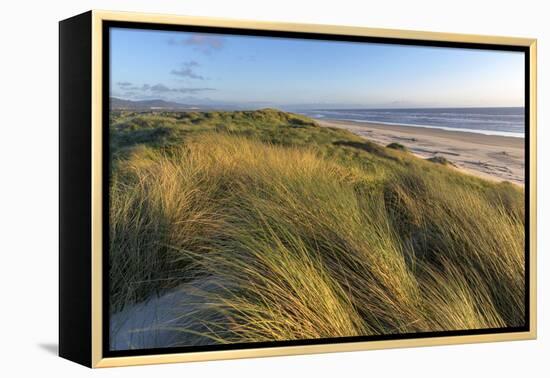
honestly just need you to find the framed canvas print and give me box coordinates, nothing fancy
[59,10,537,368]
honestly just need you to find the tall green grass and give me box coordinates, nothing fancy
[109,110,525,345]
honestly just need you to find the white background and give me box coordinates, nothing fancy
[1,0,547,376]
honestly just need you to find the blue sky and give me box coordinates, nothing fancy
[110,28,525,109]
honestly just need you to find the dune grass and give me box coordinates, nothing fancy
[109,109,525,345]
[386,142,407,151]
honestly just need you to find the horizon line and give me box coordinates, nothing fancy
[110,97,524,110]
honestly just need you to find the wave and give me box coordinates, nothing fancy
[339,119,525,138]
[300,108,525,137]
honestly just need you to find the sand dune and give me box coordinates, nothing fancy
[318,120,525,185]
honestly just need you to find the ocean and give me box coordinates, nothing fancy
[298,107,525,138]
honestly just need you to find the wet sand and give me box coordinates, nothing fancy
[318,119,524,185]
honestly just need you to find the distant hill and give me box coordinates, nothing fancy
[110,97,206,111]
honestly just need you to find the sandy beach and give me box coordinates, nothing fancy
[318,120,524,185]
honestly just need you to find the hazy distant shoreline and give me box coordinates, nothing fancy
[318,119,525,185]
